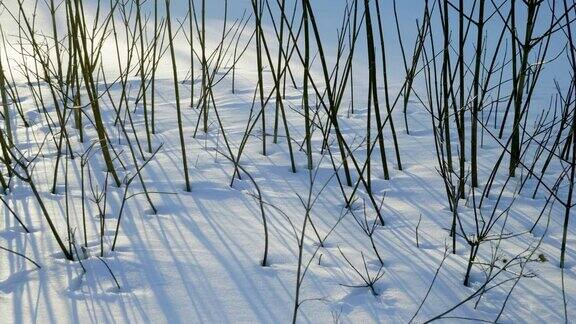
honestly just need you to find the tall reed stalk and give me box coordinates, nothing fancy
[166,0,192,191]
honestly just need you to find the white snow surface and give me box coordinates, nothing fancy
[0,1,574,323]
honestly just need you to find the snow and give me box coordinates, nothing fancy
[1,1,575,323]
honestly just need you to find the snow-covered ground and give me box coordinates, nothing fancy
[0,1,575,323]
